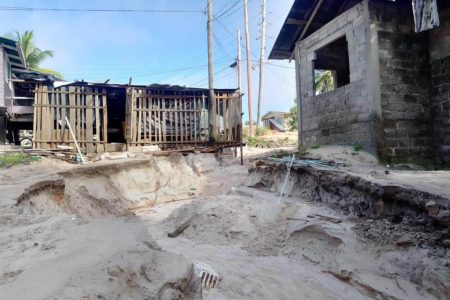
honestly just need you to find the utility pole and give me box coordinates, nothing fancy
[256,0,266,133]
[207,0,216,141]
[237,29,243,165]
[244,0,254,137]
[237,29,242,97]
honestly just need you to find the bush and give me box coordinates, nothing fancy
[353,143,362,152]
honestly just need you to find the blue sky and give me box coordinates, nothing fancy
[0,0,296,119]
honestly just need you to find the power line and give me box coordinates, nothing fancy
[188,65,231,87]
[266,62,295,70]
[213,0,240,20]
[213,33,231,59]
[61,59,232,76]
[0,5,203,13]
[216,0,254,20]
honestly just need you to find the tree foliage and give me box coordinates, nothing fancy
[5,30,63,78]
[314,70,334,95]
[287,102,297,131]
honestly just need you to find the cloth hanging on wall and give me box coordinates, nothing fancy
[412,0,440,32]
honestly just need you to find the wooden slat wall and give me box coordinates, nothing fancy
[33,85,108,154]
[127,88,241,150]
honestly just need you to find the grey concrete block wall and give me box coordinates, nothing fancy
[430,8,450,166]
[295,1,377,153]
[293,0,450,167]
[370,1,434,165]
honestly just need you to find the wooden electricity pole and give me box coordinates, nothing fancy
[244,0,254,137]
[256,0,266,133]
[237,29,243,165]
[237,29,242,97]
[207,0,216,141]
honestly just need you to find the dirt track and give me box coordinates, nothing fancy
[0,148,449,299]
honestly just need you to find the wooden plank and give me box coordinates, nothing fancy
[102,89,108,145]
[35,90,106,96]
[95,89,101,152]
[59,90,65,143]
[82,89,88,153]
[174,97,178,148]
[33,85,41,149]
[167,96,171,147]
[158,97,162,144]
[189,98,193,143]
[194,97,197,147]
[55,91,60,143]
[143,91,147,143]
[179,97,184,144]
[69,87,76,148]
[184,97,188,144]
[137,95,142,143]
[162,96,167,145]
[76,87,82,152]
[33,104,104,109]
[222,98,227,141]
[131,89,136,144]
[42,85,50,149]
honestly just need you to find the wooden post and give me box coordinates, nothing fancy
[207,0,217,143]
[244,0,254,137]
[237,29,244,163]
[256,0,266,133]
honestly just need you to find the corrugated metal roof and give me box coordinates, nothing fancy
[269,0,361,60]
[55,80,238,93]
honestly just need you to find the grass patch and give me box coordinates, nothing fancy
[0,153,41,168]
[310,144,321,149]
[255,126,269,136]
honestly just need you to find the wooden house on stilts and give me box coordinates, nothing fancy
[32,82,242,154]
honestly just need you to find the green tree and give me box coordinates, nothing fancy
[287,102,297,131]
[314,70,334,95]
[5,30,63,78]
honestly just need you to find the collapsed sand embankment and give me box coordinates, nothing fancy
[15,154,221,217]
[247,160,450,228]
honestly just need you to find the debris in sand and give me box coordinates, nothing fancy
[323,270,399,300]
[425,200,439,216]
[168,218,192,238]
[395,239,414,248]
[307,214,342,224]
[142,238,162,251]
[267,156,339,169]
[193,261,220,288]
[301,254,320,265]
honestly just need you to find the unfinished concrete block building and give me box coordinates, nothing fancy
[270,0,450,166]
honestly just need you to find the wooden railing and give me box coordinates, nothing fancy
[127,88,241,150]
[33,85,108,153]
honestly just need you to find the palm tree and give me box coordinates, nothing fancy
[5,30,63,78]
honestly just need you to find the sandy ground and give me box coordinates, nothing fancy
[0,147,449,299]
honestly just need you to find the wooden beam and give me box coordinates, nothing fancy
[270,50,293,59]
[10,62,25,68]
[337,0,350,15]
[286,18,324,26]
[290,0,325,61]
